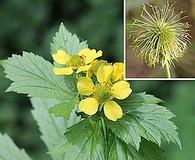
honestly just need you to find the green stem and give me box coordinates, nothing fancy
[165,62,171,78]
[99,103,104,112]
[100,117,107,156]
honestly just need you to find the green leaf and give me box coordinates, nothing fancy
[2,52,75,100]
[51,23,88,55]
[54,118,106,160]
[105,116,141,150]
[106,93,181,150]
[108,135,141,160]
[108,135,166,160]
[0,133,32,160]
[118,92,163,112]
[49,97,78,120]
[139,139,166,160]
[31,97,80,160]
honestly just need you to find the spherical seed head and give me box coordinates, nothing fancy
[129,3,191,68]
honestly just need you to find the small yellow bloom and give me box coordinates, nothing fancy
[96,65,113,84]
[79,98,99,116]
[111,81,132,99]
[52,48,102,75]
[86,60,107,78]
[77,77,94,96]
[104,101,123,121]
[77,64,132,121]
[111,62,124,82]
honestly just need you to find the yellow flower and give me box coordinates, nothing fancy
[52,48,102,75]
[85,60,107,78]
[111,62,124,82]
[77,65,132,121]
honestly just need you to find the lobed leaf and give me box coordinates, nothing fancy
[2,52,75,100]
[53,118,106,160]
[106,93,181,150]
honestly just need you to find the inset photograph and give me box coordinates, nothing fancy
[125,0,194,79]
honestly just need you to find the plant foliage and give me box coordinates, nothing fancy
[0,23,181,160]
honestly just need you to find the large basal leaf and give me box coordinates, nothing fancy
[31,98,80,160]
[0,133,32,160]
[51,23,88,55]
[106,93,181,150]
[54,118,106,160]
[2,52,75,100]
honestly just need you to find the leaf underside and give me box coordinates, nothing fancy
[31,97,80,160]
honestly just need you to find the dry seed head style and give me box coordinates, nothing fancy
[52,48,132,121]
[129,3,191,68]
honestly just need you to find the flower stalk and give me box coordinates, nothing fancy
[165,61,171,78]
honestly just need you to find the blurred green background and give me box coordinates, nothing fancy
[0,0,195,160]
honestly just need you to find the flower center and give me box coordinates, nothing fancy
[94,85,110,102]
[70,55,84,69]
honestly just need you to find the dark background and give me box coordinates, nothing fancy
[0,0,195,159]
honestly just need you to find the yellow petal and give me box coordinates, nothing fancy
[86,60,99,77]
[52,50,70,64]
[53,67,73,75]
[96,65,113,84]
[76,65,91,73]
[78,48,102,64]
[111,81,132,99]
[79,98,99,115]
[77,77,94,95]
[104,100,123,121]
[111,62,124,82]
